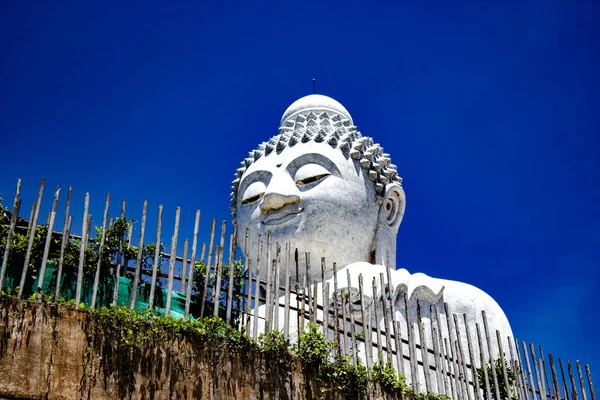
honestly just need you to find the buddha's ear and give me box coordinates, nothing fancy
[379,183,406,231]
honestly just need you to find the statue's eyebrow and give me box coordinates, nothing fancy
[238,170,272,198]
[286,153,342,178]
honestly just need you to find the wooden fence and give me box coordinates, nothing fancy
[0,178,596,400]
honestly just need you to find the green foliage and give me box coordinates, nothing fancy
[477,356,519,400]
[191,258,245,321]
[372,361,405,392]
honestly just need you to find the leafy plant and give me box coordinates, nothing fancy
[477,356,519,400]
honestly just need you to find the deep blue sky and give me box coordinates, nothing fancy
[1,1,598,375]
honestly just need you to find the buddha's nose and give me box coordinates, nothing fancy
[260,175,300,213]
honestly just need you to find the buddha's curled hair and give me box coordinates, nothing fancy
[230,111,402,217]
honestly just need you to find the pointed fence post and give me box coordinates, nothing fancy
[37,186,60,300]
[273,243,281,329]
[112,200,127,306]
[549,354,562,400]
[577,362,589,400]
[130,200,148,310]
[165,207,180,316]
[496,330,512,400]
[148,204,163,310]
[91,194,110,308]
[180,239,189,293]
[386,266,404,376]
[0,179,22,292]
[54,186,72,301]
[200,219,217,318]
[252,237,262,340]
[569,361,579,400]
[184,210,200,320]
[559,359,570,400]
[213,246,224,317]
[482,310,501,400]
[18,179,45,299]
[476,323,492,400]
[346,269,358,366]
[585,364,595,400]
[226,224,238,325]
[283,244,291,340]
[74,192,89,308]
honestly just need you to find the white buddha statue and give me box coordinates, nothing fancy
[231,94,513,392]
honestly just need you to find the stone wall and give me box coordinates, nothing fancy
[0,297,395,400]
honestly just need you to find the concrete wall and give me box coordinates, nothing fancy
[0,297,395,400]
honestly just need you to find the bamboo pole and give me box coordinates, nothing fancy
[311,279,318,326]
[418,302,433,393]
[148,204,163,310]
[0,179,22,292]
[53,186,72,299]
[476,323,492,400]
[540,360,548,400]
[548,354,562,400]
[429,316,446,394]
[74,192,88,308]
[283,243,291,340]
[213,246,223,317]
[304,252,312,325]
[273,243,281,330]
[482,310,501,400]
[165,207,180,316]
[446,303,464,399]
[226,225,237,325]
[200,219,217,319]
[18,179,45,298]
[264,236,273,333]
[333,262,341,356]
[341,286,350,357]
[435,306,453,397]
[54,215,71,300]
[585,364,595,400]
[445,337,459,399]
[252,237,262,340]
[509,337,526,400]
[346,269,358,366]
[324,281,330,338]
[515,338,532,400]
[577,362,588,400]
[180,239,189,293]
[90,194,110,308]
[372,278,383,363]
[496,330,512,400]
[463,314,480,400]
[379,273,394,365]
[294,248,300,339]
[530,343,545,400]
[523,342,538,400]
[37,186,60,299]
[321,256,326,336]
[130,200,148,310]
[454,313,471,400]
[386,266,404,376]
[358,273,372,371]
[184,210,200,320]
[559,359,570,400]
[243,229,250,317]
[27,202,35,236]
[539,346,553,399]
[569,362,579,400]
[112,200,126,306]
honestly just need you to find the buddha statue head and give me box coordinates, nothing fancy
[231,94,405,279]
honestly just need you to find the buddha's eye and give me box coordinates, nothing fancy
[294,164,331,186]
[241,182,266,205]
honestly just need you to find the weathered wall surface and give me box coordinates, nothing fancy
[0,298,394,400]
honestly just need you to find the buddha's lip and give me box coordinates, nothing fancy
[262,207,303,226]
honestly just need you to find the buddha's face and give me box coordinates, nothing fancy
[236,140,380,279]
